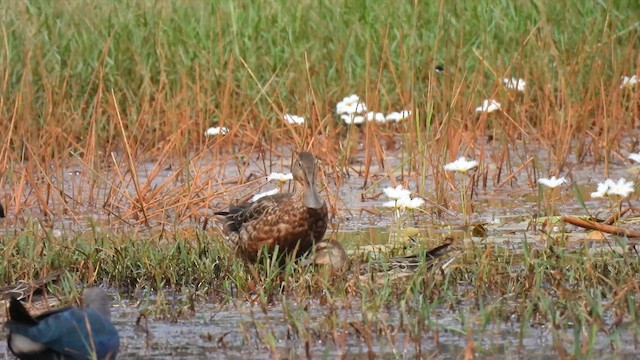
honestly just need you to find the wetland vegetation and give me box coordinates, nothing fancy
[0,0,639,358]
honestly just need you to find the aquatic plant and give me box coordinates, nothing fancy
[340,114,366,125]
[474,99,501,113]
[591,178,634,199]
[336,94,366,115]
[283,114,305,125]
[537,176,567,188]
[204,126,229,136]
[620,75,638,89]
[383,195,425,212]
[502,77,526,92]
[444,156,478,223]
[384,110,412,122]
[536,176,568,228]
[383,185,412,200]
[366,112,386,123]
[628,153,640,163]
[443,157,478,173]
[590,178,635,223]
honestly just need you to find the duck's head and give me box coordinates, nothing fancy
[293,151,324,209]
[309,239,349,272]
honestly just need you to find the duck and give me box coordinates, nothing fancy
[215,151,328,263]
[5,288,120,360]
[306,239,349,273]
[1,271,63,300]
[309,238,457,281]
[362,239,456,277]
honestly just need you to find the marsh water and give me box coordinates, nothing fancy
[109,297,637,359]
[1,148,639,359]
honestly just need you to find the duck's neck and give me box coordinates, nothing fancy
[302,179,324,209]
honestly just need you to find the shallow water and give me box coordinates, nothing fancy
[1,146,640,358]
[3,294,635,359]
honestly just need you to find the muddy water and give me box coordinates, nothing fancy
[1,149,640,358]
[50,297,639,359]
[1,294,637,359]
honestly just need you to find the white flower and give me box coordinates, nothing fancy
[621,75,638,89]
[383,196,425,210]
[607,178,635,197]
[475,99,501,113]
[444,157,478,173]
[342,94,360,104]
[383,185,412,200]
[336,94,367,115]
[385,112,402,122]
[382,200,399,208]
[284,114,305,124]
[591,178,635,198]
[629,153,640,163]
[341,114,365,125]
[503,78,526,92]
[366,112,386,123]
[385,110,412,122]
[590,181,610,198]
[204,126,229,136]
[396,196,425,209]
[537,176,567,188]
[267,172,294,182]
[251,188,279,202]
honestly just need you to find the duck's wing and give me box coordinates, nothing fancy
[214,193,292,234]
[363,242,455,274]
[422,241,454,260]
[2,271,63,301]
[393,242,454,267]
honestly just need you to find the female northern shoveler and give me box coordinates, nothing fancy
[215,151,328,262]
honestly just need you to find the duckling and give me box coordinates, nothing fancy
[308,239,349,272]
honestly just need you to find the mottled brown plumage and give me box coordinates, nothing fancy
[363,239,456,275]
[309,238,458,281]
[215,152,328,263]
[309,239,349,272]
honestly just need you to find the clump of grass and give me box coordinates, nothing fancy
[2,221,639,357]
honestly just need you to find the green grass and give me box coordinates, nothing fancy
[1,0,638,151]
[3,224,639,357]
